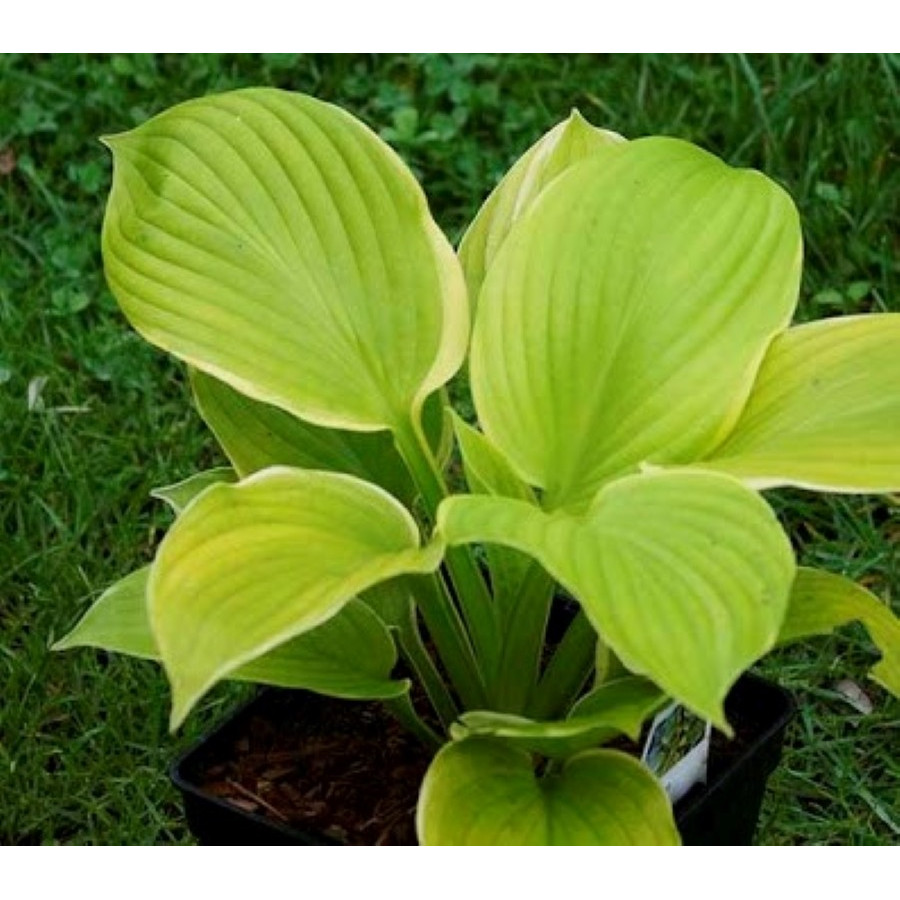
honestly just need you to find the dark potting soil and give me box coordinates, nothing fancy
[191,685,769,846]
[196,691,431,845]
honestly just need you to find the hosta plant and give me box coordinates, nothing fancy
[56,88,900,845]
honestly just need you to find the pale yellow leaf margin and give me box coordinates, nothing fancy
[778,567,900,696]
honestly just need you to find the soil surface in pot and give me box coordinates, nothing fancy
[193,684,772,846]
[198,691,431,845]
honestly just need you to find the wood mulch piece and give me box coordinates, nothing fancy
[196,691,431,845]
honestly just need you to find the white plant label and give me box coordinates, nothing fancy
[641,703,712,804]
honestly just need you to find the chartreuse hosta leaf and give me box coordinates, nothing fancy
[700,315,900,492]
[458,110,625,308]
[54,568,156,659]
[452,677,665,758]
[418,739,679,845]
[439,470,796,727]
[778,568,900,695]
[103,88,467,436]
[235,601,407,699]
[452,412,535,504]
[54,568,407,700]
[471,137,801,511]
[150,467,443,728]
[151,467,236,514]
[190,369,447,506]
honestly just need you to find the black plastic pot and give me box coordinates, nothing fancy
[674,674,794,845]
[171,673,794,846]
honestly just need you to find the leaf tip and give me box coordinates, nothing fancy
[148,485,171,507]
[98,131,127,153]
[711,710,734,740]
[562,107,626,146]
[168,693,193,734]
[870,664,900,701]
[165,665,206,733]
[449,722,468,742]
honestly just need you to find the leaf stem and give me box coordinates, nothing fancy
[414,572,488,709]
[394,415,501,699]
[382,694,442,752]
[530,610,597,719]
[492,563,555,712]
[391,583,462,729]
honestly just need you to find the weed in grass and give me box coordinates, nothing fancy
[1,53,897,844]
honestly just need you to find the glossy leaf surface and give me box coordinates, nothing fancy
[418,739,679,845]
[439,470,795,727]
[471,137,801,510]
[103,88,467,435]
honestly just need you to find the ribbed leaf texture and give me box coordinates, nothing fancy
[458,110,625,311]
[103,88,467,434]
[471,137,801,510]
[54,566,408,703]
[418,739,679,845]
[701,315,900,492]
[150,467,442,727]
[439,471,795,727]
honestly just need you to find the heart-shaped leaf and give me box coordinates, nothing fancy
[103,88,468,435]
[699,315,900,492]
[150,466,443,727]
[439,470,795,727]
[778,567,900,696]
[452,677,665,758]
[458,110,625,309]
[53,567,408,701]
[418,738,679,845]
[471,137,801,510]
[190,369,447,505]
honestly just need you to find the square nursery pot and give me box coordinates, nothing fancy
[170,673,794,846]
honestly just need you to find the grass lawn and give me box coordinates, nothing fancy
[1,53,898,845]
